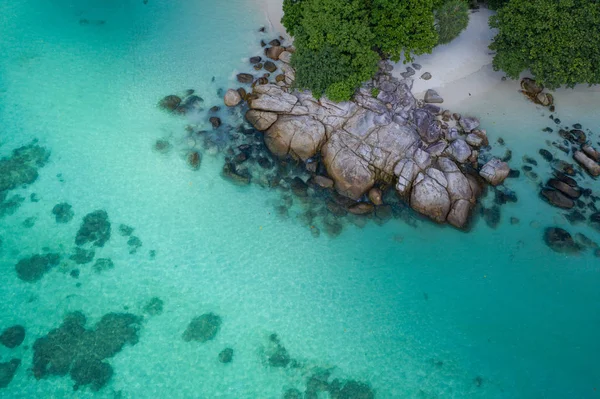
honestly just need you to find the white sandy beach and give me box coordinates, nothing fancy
[254,1,600,111]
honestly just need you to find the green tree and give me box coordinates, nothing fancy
[435,0,469,45]
[489,0,600,88]
[281,0,440,101]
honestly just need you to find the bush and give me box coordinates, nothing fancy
[435,0,469,45]
[489,0,600,88]
[282,0,439,101]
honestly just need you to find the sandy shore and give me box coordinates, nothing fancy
[253,0,289,40]
[252,1,599,111]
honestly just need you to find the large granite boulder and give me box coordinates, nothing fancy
[245,110,278,131]
[224,89,242,107]
[249,84,297,113]
[265,115,326,161]
[410,173,451,223]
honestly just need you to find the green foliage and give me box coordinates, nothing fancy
[489,0,600,89]
[486,0,509,10]
[370,0,439,62]
[371,87,380,98]
[435,0,469,45]
[282,0,439,101]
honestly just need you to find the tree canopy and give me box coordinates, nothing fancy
[282,0,440,101]
[435,0,470,45]
[489,0,600,88]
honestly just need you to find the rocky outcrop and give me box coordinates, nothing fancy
[574,150,600,176]
[230,60,508,228]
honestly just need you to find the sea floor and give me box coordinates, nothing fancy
[1,1,599,398]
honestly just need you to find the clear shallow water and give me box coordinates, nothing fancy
[1,1,599,398]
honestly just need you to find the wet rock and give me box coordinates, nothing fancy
[265,46,285,60]
[582,145,600,162]
[143,297,164,316]
[459,116,480,132]
[157,95,181,112]
[575,233,598,249]
[249,56,262,64]
[269,39,281,46]
[153,139,172,154]
[541,189,574,209]
[447,139,472,163]
[69,247,95,265]
[547,179,581,199]
[521,78,543,95]
[0,359,20,389]
[466,133,483,148]
[75,210,111,247]
[313,175,334,189]
[552,160,576,176]
[264,61,277,73]
[209,117,221,129]
[218,348,234,364]
[32,312,141,391]
[127,236,142,254]
[15,253,61,282]
[92,258,114,273]
[479,158,510,186]
[118,224,134,236]
[182,313,222,343]
[421,72,432,80]
[348,202,374,215]
[544,227,582,253]
[539,149,553,162]
[368,188,383,205]
[278,51,292,63]
[222,162,251,185]
[265,334,290,367]
[187,151,201,170]
[424,89,443,103]
[0,325,25,349]
[237,73,254,84]
[224,89,242,107]
[574,151,600,176]
[290,177,309,197]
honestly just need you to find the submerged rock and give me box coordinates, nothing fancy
[52,203,74,223]
[157,95,181,112]
[541,189,574,209]
[127,236,142,254]
[75,210,111,247]
[218,348,234,364]
[182,313,222,343]
[92,258,114,273]
[265,334,290,367]
[544,227,582,254]
[0,359,21,389]
[143,297,164,316]
[0,325,25,349]
[118,224,134,236]
[69,247,95,265]
[15,253,61,282]
[32,312,141,391]
[479,158,509,186]
[0,143,50,193]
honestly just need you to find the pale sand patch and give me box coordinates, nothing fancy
[253,0,289,40]
[393,7,502,109]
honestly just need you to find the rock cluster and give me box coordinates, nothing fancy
[32,312,141,391]
[237,59,509,228]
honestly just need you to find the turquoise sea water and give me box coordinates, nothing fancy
[1,1,599,398]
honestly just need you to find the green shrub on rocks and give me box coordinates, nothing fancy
[435,0,469,45]
[490,0,600,88]
[282,0,439,101]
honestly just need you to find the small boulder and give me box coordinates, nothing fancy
[224,89,242,107]
[421,72,432,80]
[424,89,443,103]
[573,151,600,176]
[236,73,254,84]
[264,61,277,73]
[479,158,509,186]
[249,56,262,64]
[265,46,285,60]
[459,116,480,132]
[0,325,25,349]
[186,151,201,170]
[368,188,383,205]
[521,78,544,95]
[410,175,451,223]
[278,51,292,63]
[209,117,221,129]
